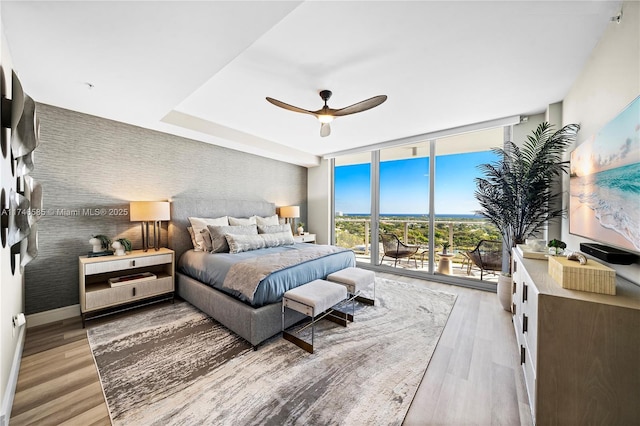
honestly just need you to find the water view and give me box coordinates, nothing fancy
[333,147,504,281]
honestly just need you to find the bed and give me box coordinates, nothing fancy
[169,198,356,348]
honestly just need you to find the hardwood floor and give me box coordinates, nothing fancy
[9,317,111,425]
[10,273,533,425]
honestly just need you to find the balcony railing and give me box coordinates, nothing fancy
[335,217,501,280]
[336,217,499,254]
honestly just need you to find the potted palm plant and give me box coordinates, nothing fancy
[474,122,580,310]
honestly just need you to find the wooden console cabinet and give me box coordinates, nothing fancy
[511,248,640,425]
[79,248,175,325]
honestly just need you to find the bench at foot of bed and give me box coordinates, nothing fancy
[282,279,355,354]
[327,267,376,306]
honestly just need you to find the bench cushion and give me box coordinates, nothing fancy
[284,279,347,315]
[327,267,375,293]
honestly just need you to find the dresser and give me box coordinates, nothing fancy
[511,248,640,424]
[79,248,175,325]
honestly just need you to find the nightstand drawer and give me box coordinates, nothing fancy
[84,253,173,275]
[85,276,174,310]
[293,234,316,243]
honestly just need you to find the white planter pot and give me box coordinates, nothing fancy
[89,237,103,253]
[497,274,512,312]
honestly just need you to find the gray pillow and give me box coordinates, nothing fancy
[206,224,257,253]
[188,216,229,250]
[258,224,292,234]
[225,231,295,253]
[261,231,295,248]
[200,229,213,252]
[225,233,266,254]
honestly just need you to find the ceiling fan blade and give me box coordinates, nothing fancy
[333,95,387,117]
[266,97,315,116]
[320,122,331,137]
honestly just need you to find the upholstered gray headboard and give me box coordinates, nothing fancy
[168,198,276,261]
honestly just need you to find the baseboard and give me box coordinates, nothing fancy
[26,304,80,328]
[0,325,26,426]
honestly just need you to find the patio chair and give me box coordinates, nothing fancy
[379,233,419,267]
[466,240,502,280]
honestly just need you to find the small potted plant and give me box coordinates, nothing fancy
[112,238,132,256]
[89,234,111,252]
[297,222,305,236]
[548,239,567,256]
[117,238,132,252]
[441,242,451,255]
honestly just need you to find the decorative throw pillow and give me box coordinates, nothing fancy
[261,231,295,248]
[228,216,258,226]
[258,224,292,234]
[187,226,199,250]
[255,214,279,226]
[225,233,266,254]
[200,229,213,252]
[207,224,258,253]
[188,216,229,250]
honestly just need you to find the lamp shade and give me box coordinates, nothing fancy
[130,201,170,221]
[279,205,300,219]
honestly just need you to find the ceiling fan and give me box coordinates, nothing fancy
[266,90,387,137]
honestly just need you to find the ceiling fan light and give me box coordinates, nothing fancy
[317,114,334,124]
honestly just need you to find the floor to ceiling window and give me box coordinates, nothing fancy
[333,126,504,288]
[378,144,430,268]
[434,134,502,280]
[334,152,372,264]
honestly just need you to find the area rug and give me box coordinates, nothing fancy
[87,277,456,425]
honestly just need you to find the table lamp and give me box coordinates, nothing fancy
[279,205,300,234]
[130,201,170,251]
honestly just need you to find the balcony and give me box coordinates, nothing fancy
[335,217,501,283]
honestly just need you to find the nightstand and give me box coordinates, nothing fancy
[294,233,316,243]
[79,248,175,326]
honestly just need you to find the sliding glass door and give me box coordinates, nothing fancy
[433,144,502,280]
[378,144,430,269]
[332,126,504,287]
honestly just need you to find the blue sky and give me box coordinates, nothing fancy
[335,150,499,215]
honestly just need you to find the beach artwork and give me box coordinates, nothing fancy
[570,95,640,253]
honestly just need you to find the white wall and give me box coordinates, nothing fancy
[307,159,332,245]
[0,27,26,425]
[562,0,639,284]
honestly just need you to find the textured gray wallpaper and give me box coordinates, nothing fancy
[27,103,307,314]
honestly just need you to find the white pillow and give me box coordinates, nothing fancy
[188,216,229,250]
[255,214,279,226]
[207,224,258,253]
[228,216,257,226]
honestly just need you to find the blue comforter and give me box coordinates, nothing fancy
[178,243,356,307]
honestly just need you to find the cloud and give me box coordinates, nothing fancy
[620,138,632,158]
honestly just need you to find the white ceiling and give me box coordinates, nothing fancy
[1,1,621,167]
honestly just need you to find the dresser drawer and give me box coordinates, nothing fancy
[84,253,172,275]
[522,343,537,420]
[520,274,539,365]
[85,276,173,310]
